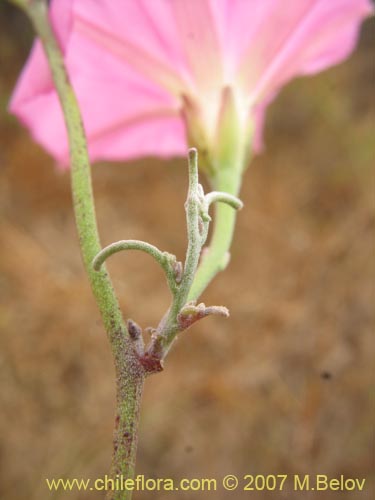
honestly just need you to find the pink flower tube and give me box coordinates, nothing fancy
[10,0,373,169]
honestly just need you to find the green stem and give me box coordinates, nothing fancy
[146,149,203,359]
[145,151,243,360]
[12,1,144,498]
[205,191,243,212]
[93,239,180,295]
[188,163,244,301]
[179,148,204,301]
[188,203,236,300]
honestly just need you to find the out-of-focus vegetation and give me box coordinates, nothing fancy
[0,5,374,499]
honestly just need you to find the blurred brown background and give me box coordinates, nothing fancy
[0,5,374,500]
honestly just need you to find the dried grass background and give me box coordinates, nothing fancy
[0,5,374,500]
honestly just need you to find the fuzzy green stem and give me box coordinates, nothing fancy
[188,163,243,301]
[11,1,145,498]
[205,191,243,212]
[144,150,242,361]
[146,149,203,358]
[179,148,205,299]
[93,240,180,294]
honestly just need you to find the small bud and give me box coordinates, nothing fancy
[127,319,142,340]
[172,260,183,284]
[127,319,145,357]
[200,209,211,223]
[177,302,229,331]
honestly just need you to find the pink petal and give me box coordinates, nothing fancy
[169,0,224,93]
[232,0,373,107]
[222,0,373,151]
[10,0,191,165]
[11,74,187,165]
[72,0,192,94]
[9,0,372,166]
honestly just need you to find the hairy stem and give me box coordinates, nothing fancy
[188,162,244,301]
[145,150,243,361]
[12,1,144,498]
[93,239,180,294]
[145,149,203,359]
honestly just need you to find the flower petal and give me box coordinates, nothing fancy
[72,0,192,94]
[11,74,187,166]
[9,0,372,166]
[10,0,190,165]
[233,0,373,102]
[226,0,373,151]
[169,0,225,93]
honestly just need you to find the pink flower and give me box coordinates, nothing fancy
[10,0,373,169]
